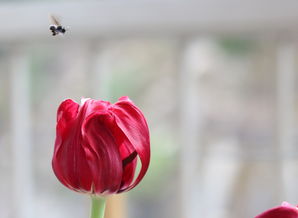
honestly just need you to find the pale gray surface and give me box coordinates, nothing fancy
[0,0,298,41]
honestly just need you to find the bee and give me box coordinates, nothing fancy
[49,15,67,36]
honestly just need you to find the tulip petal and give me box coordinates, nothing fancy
[53,99,93,192]
[120,151,137,190]
[82,111,123,194]
[56,99,79,138]
[106,121,138,191]
[110,97,150,192]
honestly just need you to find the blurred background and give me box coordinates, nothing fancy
[1,0,298,218]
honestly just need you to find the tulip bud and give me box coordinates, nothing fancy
[52,96,150,196]
[255,202,298,218]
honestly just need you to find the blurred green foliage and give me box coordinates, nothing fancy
[130,129,178,198]
[218,38,257,56]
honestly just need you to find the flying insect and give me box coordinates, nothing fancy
[49,15,67,36]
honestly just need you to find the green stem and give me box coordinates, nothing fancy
[90,196,106,218]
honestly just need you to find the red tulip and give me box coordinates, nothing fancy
[52,96,150,195]
[255,202,298,218]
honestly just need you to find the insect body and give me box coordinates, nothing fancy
[50,25,66,36]
[49,15,67,36]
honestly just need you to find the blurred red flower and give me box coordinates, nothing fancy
[255,202,298,218]
[52,96,150,195]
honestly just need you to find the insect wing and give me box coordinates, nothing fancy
[50,14,61,26]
